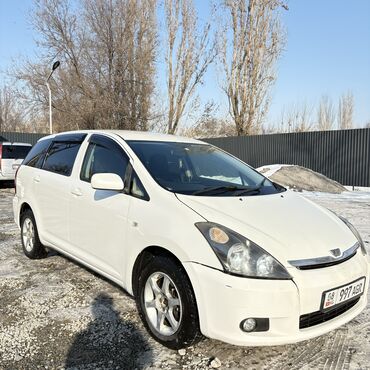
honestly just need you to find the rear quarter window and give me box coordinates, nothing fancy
[23,139,53,168]
[43,141,81,176]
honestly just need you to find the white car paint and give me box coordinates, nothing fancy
[13,130,370,347]
[176,191,357,263]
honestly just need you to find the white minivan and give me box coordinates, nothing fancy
[0,142,32,183]
[13,130,369,349]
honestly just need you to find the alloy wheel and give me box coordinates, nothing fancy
[22,218,35,252]
[143,272,183,336]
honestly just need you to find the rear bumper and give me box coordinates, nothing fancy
[184,253,369,346]
[0,173,15,181]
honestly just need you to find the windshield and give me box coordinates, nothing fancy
[127,141,284,196]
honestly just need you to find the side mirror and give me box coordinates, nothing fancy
[91,173,124,191]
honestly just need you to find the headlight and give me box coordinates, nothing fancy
[196,222,291,279]
[339,216,367,256]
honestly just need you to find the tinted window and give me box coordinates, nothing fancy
[80,136,129,182]
[43,142,81,176]
[127,141,281,196]
[2,145,32,159]
[23,139,52,168]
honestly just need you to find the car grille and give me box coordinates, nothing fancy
[289,243,359,270]
[299,297,360,329]
[294,252,356,270]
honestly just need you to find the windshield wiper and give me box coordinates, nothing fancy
[192,178,268,196]
[235,178,267,196]
[192,185,249,196]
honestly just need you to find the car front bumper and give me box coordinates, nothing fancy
[184,252,369,346]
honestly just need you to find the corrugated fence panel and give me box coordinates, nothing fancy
[1,129,369,187]
[205,128,370,187]
[0,132,47,146]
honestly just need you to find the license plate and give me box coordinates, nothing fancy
[321,277,366,310]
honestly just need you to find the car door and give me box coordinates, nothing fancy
[68,134,131,280]
[37,134,86,248]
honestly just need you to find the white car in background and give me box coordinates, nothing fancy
[13,130,369,349]
[0,142,32,183]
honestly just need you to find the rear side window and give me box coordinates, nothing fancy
[23,139,52,168]
[2,145,32,159]
[43,142,81,176]
[80,135,129,182]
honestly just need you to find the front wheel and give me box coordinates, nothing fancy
[136,254,202,349]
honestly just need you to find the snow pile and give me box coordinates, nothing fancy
[257,164,346,194]
[257,164,292,178]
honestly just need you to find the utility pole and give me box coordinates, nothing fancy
[46,61,60,134]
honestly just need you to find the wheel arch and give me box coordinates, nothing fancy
[18,201,47,245]
[131,245,185,298]
[132,245,203,348]
[19,202,33,223]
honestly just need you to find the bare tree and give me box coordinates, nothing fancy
[179,101,236,138]
[317,95,336,131]
[0,86,24,132]
[180,117,236,139]
[281,102,314,133]
[338,91,354,129]
[13,0,157,132]
[164,0,217,134]
[220,0,287,136]
[260,122,278,134]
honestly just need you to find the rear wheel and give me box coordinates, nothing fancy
[136,254,202,349]
[20,210,47,259]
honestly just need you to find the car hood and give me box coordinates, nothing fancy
[176,191,357,267]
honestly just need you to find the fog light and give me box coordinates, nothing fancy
[241,318,257,332]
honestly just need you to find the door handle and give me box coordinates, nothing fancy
[33,176,40,183]
[71,188,83,197]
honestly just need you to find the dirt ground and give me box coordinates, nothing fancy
[0,186,369,370]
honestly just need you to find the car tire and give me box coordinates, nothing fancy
[136,254,202,349]
[20,209,47,259]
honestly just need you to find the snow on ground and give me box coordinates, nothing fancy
[0,187,369,370]
[344,186,370,193]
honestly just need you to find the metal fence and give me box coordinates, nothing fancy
[1,128,369,186]
[205,128,370,187]
[0,132,47,146]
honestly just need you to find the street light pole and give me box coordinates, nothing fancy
[46,81,52,134]
[45,61,60,134]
